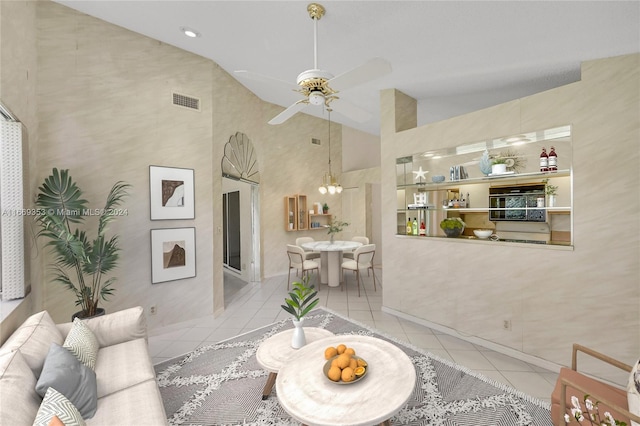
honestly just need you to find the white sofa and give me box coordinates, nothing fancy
[0,306,167,425]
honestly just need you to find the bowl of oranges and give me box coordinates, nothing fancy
[322,344,367,384]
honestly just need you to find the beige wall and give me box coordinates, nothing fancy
[1,1,343,330]
[380,53,640,382]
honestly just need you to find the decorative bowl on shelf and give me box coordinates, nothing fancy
[473,229,493,239]
[431,175,445,183]
[443,228,463,238]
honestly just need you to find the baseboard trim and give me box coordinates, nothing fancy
[382,305,562,374]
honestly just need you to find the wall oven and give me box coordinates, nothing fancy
[489,184,546,222]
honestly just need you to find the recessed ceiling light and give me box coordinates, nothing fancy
[180,27,200,38]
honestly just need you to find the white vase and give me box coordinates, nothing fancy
[291,318,306,349]
[491,163,507,174]
[547,195,556,207]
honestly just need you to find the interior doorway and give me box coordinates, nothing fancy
[221,132,260,306]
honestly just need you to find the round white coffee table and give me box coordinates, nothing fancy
[275,334,416,426]
[256,327,334,400]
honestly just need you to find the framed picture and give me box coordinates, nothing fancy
[151,227,196,284]
[149,166,195,220]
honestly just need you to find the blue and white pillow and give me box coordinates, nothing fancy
[63,318,98,370]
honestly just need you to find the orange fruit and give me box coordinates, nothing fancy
[331,358,341,368]
[336,354,351,369]
[324,346,338,360]
[357,358,367,368]
[336,344,347,354]
[354,366,366,376]
[349,358,358,370]
[344,347,356,356]
[341,367,355,382]
[327,366,341,382]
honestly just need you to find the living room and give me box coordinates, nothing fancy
[1,1,639,425]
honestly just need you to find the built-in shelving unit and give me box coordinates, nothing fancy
[396,125,573,246]
[284,194,331,231]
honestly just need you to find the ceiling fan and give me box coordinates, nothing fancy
[235,3,392,125]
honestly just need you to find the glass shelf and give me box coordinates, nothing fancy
[397,169,570,189]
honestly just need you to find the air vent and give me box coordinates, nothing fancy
[172,92,200,111]
[311,138,321,145]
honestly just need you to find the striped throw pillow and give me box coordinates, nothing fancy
[63,318,98,370]
[33,387,86,426]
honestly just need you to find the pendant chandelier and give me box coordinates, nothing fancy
[318,109,342,194]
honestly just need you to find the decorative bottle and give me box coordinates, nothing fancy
[419,221,426,236]
[412,218,418,236]
[540,147,548,172]
[548,146,557,172]
[406,219,412,235]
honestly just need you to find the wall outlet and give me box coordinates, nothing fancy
[503,319,512,331]
[150,305,157,315]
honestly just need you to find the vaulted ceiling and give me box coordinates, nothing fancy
[54,1,639,135]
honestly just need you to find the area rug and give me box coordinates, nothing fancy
[154,307,553,425]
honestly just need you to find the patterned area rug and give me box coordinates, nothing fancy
[154,308,553,425]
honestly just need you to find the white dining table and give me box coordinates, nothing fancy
[301,240,362,287]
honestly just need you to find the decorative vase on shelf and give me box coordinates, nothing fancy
[291,318,306,349]
[491,163,507,175]
[547,195,557,207]
[479,150,492,175]
[443,227,463,238]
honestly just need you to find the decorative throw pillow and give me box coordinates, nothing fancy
[628,358,640,426]
[63,318,98,370]
[33,387,86,426]
[35,343,97,419]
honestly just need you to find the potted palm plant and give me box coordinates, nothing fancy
[35,168,131,319]
[281,276,319,348]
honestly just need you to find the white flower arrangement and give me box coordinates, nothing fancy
[564,395,626,426]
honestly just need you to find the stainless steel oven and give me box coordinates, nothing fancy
[489,184,546,222]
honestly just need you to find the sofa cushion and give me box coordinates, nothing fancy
[63,318,99,370]
[36,343,98,419]
[1,310,63,377]
[628,358,640,426]
[552,367,629,424]
[33,387,86,426]
[57,306,147,348]
[86,379,167,426]
[94,338,155,398]
[0,350,42,425]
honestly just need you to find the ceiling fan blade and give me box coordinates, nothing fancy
[234,70,299,91]
[330,99,372,123]
[268,101,309,125]
[328,57,392,92]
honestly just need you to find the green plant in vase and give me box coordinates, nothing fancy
[440,217,465,238]
[326,218,349,243]
[543,178,558,207]
[322,203,329,214]
[281,276,319,348]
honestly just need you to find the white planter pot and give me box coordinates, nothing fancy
[291,318,306,349]
[491,163,507,174]
[547,195,557,207]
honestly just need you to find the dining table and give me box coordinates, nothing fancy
[300,240,362,288]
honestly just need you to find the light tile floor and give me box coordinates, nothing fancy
[149,269,558,404]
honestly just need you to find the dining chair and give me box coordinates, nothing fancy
[295,237,321,261]
[342,236,369,260]
[340,244,377,297]
[286,244,319,290]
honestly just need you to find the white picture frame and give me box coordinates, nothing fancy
[150,227,196,284]
[149,166,195,220]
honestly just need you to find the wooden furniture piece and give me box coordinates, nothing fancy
[275,335,416,426]
[341,244,378,297]
[256,327,334,400]
[284,194,308,231]
[286,244,319,289]
[342,236,370,259]
[551,343,640,425]
[300,240,362,288]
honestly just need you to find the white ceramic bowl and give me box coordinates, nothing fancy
[473,229,493,239]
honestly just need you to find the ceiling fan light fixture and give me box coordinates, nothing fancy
[308,91,325,106]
